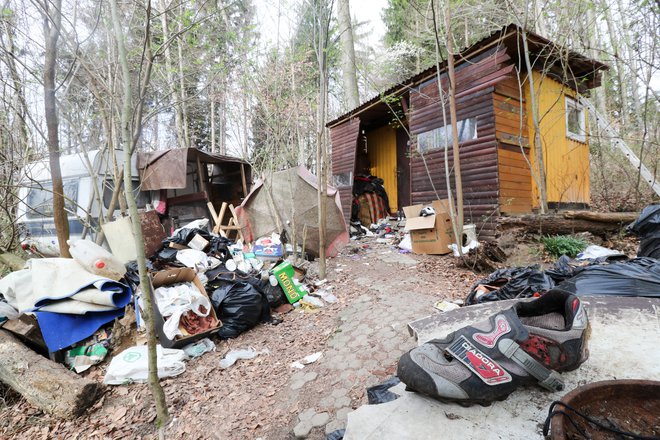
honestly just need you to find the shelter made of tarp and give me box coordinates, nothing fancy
[236,166,349,258]
[137,148,250,191]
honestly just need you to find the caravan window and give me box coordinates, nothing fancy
[102,180,150,209]
[25,179,78,219]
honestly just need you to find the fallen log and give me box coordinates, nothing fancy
[562,211,638,223]
[0,329,102,418]
[498,214,630,237]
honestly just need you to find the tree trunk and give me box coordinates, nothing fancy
[0,329,101,418]
[109,0,169,428]
[159,0,186,147]
[337,0,359,110]
[316,1,330,279]
[42,0,71,257]
[522,31,549,214]
[445,7,464,233]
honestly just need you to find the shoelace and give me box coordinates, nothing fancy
[542,400,660,440]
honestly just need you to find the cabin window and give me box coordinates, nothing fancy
[333,171,353,187]
[565,97,586,143]
[26,179,78,219]
[417,118,477,153]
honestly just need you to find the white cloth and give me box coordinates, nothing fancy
[0,258,129,314]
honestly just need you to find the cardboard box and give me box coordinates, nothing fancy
[402,200,453,255]
[150,267,221,348]
[272,261,307,304]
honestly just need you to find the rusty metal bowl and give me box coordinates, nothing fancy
[547,379,660,440]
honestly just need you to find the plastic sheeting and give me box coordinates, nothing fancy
[627,204,660,259]
[556,257,660,298]
[465,265,554,305]
[466,257,660,305]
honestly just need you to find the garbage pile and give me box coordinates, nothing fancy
[0,219,336,383]
[465,205,660,305]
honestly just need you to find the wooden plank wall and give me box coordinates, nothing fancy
[408,47,514,240]
[330,117,361,222]
[494,75,533,214]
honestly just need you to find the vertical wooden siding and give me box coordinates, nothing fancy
[366,125,397,212]
[525,72,590,206]
[494,75,533,213]
[408,47,514,240]
[330,117,361,222]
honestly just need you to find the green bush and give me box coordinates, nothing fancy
[541,235,588,258]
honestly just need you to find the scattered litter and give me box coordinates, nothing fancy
[326,429,346,440]
[367,376,401,404]
[449,239,479,257]
[299,295,324,309]
[104,345,187,385]
[433,300,460,312]
[291,351,323,369]
[398,233,412,251]
[219,347,269,369]
[176,249,211,272]
[577,245,623,260]
[182,338,215,358]
[65,342,108,373]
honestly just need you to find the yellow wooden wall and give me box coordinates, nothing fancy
[525,71,590,207]
[366,125,397,212]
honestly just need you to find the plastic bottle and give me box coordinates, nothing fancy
[67,239,127,281]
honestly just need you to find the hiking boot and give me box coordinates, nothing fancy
[397,289,590,405]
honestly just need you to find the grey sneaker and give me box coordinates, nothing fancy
[397,289,590,405]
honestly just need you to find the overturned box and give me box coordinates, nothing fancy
[150,267,221,348]
[403,200,453,255]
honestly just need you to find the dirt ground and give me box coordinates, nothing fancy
[0,239,478,440]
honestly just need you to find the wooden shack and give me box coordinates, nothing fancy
[328,24,607,240]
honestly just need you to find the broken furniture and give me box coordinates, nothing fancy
[137,148,251,230]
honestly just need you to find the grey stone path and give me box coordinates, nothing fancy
[289,250,441,439]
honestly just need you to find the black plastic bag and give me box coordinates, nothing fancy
[557,257,660,298]
[244,278,287,309]
[465,265,555,305]
[210,281,271,339]
[627,204,660,258]
[367,376,401,404]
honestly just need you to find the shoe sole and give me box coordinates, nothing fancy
[404,386,512,407]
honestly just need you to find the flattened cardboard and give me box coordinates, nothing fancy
[150,267,221,348]
[402,199,453,255]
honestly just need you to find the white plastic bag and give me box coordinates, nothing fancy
[154,282,211,339]
[103,345,187,385]
[219,347,269,369]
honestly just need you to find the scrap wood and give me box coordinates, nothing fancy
[0,329,102,418]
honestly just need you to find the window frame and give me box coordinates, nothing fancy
[565,96,587,143]
[416,118,477,154]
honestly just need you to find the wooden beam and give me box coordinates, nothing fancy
[240,164,248,198]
